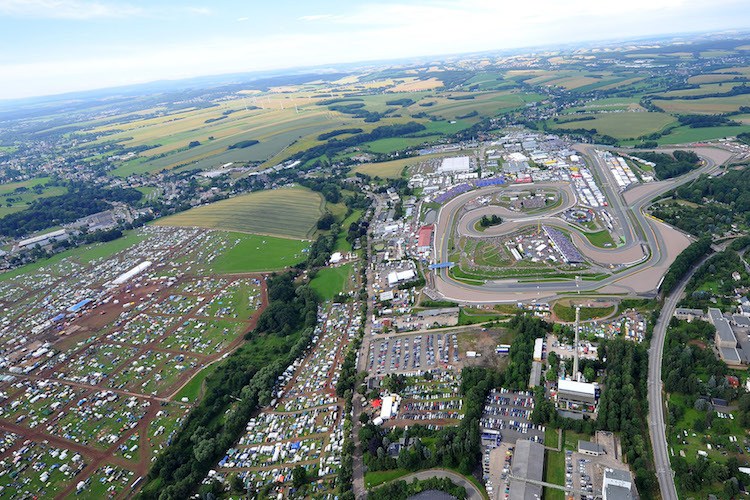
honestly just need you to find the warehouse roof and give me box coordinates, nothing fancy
[558,378,596,397]
[510,439,544,500]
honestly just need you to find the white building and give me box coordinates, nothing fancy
[437,156,471,174]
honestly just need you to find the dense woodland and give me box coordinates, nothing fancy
[0,183,142,237]
[636,151,700,179]
[660,238,713,296]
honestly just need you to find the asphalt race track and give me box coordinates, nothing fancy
[432,145,733,303]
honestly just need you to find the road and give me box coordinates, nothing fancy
[383,469,486,500]
[648,251,714,500]
[432,145,728,303]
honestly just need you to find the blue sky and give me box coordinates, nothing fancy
[1,0,749,99]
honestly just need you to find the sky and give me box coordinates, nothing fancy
[0,0,749,99]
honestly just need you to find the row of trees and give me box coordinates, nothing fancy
[660,237,713,296]
[636,151,700,180]
[367,477,467,500]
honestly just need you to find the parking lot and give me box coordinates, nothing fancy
[367,332,460,375]
[480,388,544,446]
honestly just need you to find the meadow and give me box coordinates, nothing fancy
[549,112,675,138]
[209,233,309,273]
[154,187,325,239]
[310,263,355,300]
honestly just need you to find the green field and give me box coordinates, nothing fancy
[0,177,51,195]
[364,469,410,488]
[209,233,309,273]
[174,363,220,402]
[553,303,616,322]
[549,112,675,138]
[334,209,362,252]
[544,449,565,500]
[582,230,615,248]
[155,187,325,239]
[658,124,750,144]
[310,263,354,300]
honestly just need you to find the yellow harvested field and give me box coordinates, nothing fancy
[351,152,464,179]
[555,76,602,90]
[155,187,325,239]
[390,77,443,92]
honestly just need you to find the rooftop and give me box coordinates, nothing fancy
[558,378,596,397]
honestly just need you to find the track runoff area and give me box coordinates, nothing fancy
[431,145,730,304]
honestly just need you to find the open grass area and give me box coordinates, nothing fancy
[0,177,51,195]
[155,187,324,239]
[549,112,675,139]
[653,95,750,114]
[553,303,616,322]
[544,449,565,500]
[310,263,354,300]
[174,362,220,403]
[334,209,362,252]
[657,124,750,144]
[582,230,615,248]
[364,469,411,488]
[209,232,308,273]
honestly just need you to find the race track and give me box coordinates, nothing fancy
[431,145,729,303]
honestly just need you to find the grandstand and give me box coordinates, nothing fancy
[543,225,584,263]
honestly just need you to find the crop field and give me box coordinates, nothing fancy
[155,187,324,239]
[350,151,466,178]
[655,82,744,97]
[653,94,750,114]
[549,112,676,138]
[0,225,272,498]
[657,124,750,144]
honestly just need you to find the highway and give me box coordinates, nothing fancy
[648,250,714,500]
[432,145,727,302]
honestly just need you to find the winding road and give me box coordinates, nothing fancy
[431,145,732,303]
[648,250,715,500]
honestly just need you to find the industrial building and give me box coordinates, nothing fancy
[557,378,597,413]
[674,308,705,322]
[578,440,605,456]
[437,156,472,174]
[387,269,416,287]
[416,225,434,256]
[509,439,545,500]
[16,229,67,250]
[708,308,743,366]
[602,468,634,500]
[533,337,544,361]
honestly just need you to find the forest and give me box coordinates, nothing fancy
[636,150,700,179]
[0,184,143,237]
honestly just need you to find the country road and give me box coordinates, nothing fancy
[648,251,715,500]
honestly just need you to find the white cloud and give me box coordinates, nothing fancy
[0,0,142,19]
[185,6,211,16]
[1,0,748,98]
[299,14,335,22]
